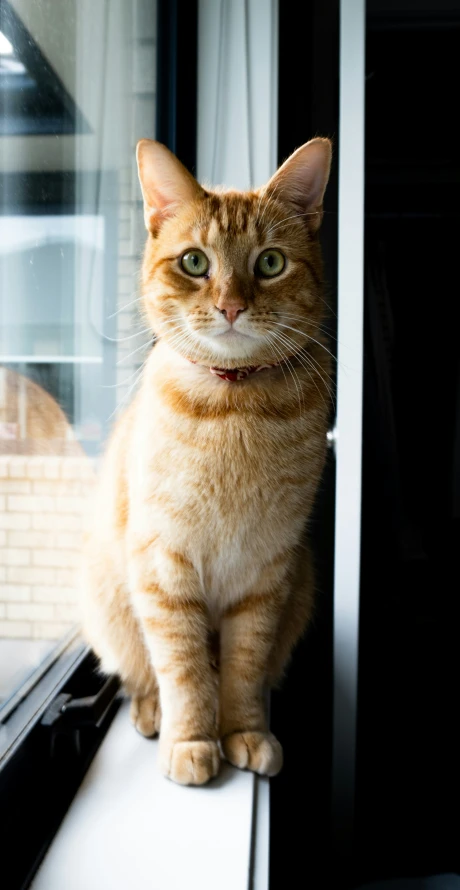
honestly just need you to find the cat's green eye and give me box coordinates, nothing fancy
[180,249,210,277]
[255,249,286,278]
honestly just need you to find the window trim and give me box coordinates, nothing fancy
[331,0,365,864]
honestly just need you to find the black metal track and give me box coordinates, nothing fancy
[272,2,340,889]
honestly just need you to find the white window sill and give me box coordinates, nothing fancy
[31,701,269,890]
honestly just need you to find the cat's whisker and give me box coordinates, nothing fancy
[166,335,194,358]
[285,345,335,410]
[158,316,195,341]
[107,353,150,420]
[166,328,202,363]
[101,363,149,389]
[297,347,336,402]
[257,182,284,233]
[280,355,305,418]
[279,292,337,320]
[306,291,338,319]
[264,209,320,239]
[270,329,332,411]
[162,319,188,336]
[270,316,337,361]
[107,294,144,319]
[255,189,275,232]
[272,325,334,394]
[116,339,153,366]
[254,178,284,232]
[265,332,304,417]
[158,317,189,336]
[101,326,152,344]
[271,321,340,367]
[270,323,336,389]
[269,334,310,413]
[160,313,188,323]
[107,366,145,422]
[264,208,334,240]
[277,313,339,342]
[164,320,194,343]
[298,351,336,408]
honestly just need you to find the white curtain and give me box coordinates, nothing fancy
[198,0,278,190]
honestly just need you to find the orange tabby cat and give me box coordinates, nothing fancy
[0,366,81,455]
[81,137,332,785]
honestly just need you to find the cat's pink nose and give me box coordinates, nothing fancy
[218,305,246,325]
[215,275,248,324]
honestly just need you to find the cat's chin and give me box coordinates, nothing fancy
[214,327,256,340]
[204,328,261,351]
[162,329,290,370]
[192,349,282,371]
[187,331,266,368]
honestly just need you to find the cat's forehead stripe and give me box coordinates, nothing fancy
[203,192,259,237]
[205,218,219,243]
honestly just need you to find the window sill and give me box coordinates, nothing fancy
[31,701,269,890]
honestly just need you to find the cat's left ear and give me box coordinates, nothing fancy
[264,138,332,233]
[136,139,205,233]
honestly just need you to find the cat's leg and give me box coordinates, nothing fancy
[106,603,162,738]
[81,554,162,734]
[266,543,315,687]
[219,557,290,777]
[129,548,219,786]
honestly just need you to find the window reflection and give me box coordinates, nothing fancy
[0,0,156,707]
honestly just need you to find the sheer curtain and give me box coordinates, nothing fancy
[197,0,278,190]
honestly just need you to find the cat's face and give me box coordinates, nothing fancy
[137,139,331,369]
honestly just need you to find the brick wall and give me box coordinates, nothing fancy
[0,456,95,640]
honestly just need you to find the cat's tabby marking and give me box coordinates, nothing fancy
[81,137,332,785]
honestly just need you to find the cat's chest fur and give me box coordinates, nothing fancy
[128,354,327,616]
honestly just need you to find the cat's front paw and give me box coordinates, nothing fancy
[160,740,220,786]
[222,731,283,777]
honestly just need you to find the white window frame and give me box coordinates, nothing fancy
[332,0,365,856]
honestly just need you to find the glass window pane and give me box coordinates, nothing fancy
[0,0,156,709]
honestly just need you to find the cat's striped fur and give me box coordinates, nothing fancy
[81,137,332,785]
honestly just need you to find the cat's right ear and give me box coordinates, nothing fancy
[136,140,204,234]
[263,138,332,233]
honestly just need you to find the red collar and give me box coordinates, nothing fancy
[208,362,281,382]
[190,354,298,382]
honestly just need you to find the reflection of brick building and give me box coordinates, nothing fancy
[0,456,95,639]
